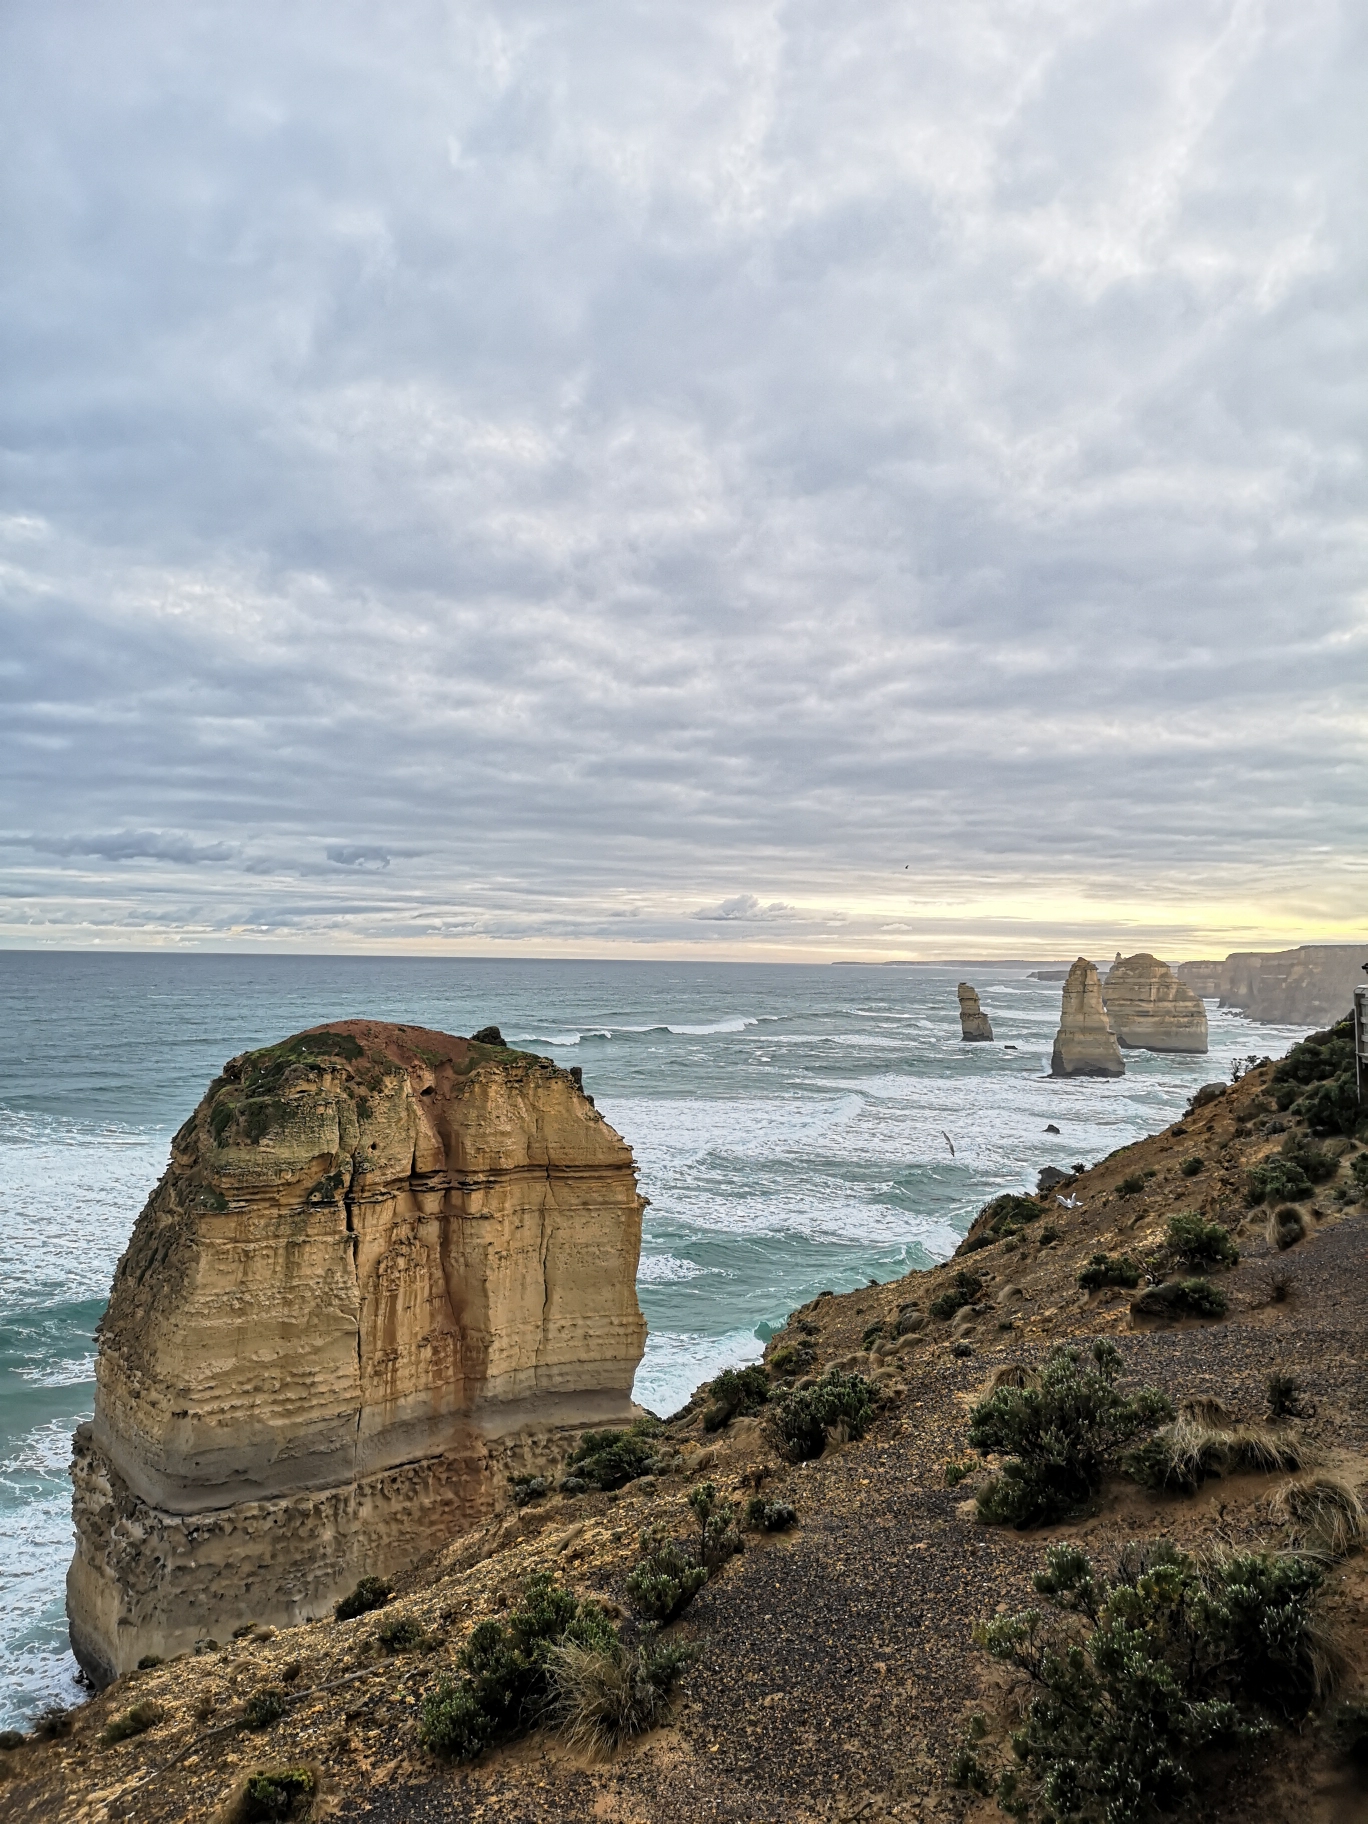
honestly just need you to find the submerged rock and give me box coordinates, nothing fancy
[957,983,994,1042]
[67,1021,646,1685]
[1050,959,1125,1079]
[1102,953,1208,1054]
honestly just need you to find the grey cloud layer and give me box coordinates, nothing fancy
[1,0,1365,952]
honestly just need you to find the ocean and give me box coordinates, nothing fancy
[0,951,1309,1727]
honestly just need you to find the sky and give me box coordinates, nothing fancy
[2,0,1365,961]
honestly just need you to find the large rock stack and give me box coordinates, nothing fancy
[1050,959,1125,1078]
[67,1021,647,1685]
[957,983,994,1042]
[1102,953,1208,1052]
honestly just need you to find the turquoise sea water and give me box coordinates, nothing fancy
[0,951,1309,1726]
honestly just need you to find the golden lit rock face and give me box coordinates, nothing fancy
[1050,958,1125,1079]
[957,983,993,1042]
[1102,952,1208,1054]
[68,1022,646,1684]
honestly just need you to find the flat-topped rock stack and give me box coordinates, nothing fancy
[1050,957,1125,1078]
[67,1021,646,1686]
[957,983,993,1042]
[1101,952,1208,1053]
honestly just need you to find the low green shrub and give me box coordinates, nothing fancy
[1247,1157,1312,1203]
[1166,1213,1239,1268]
[971,1541,1341,1823]
[1280,1132,1337,1183]
[242,1689,288,1731]
[418,1572,615,1761]
[100,1701,164,1746]
[744,1496,797,1531]
[687,1481,741,1571]
[1180,1155,1204,1177]
[566,1421,661,1490]
[944,1461,975,1488]
[1117,1173,1147,1196]
[0,1729,24,1751]
[376,1615,430,1654]
[861,1321,886,1349]
[929,1269,983,1321]
[763,1368,875,1462]
[625,1527,709,1624]
[510,1475,549,1507]
[702,1365,769,1431]
[1351,1156,1368,1197]
[1076,1254,1140,1292]
[968,1341,1172,1528]
[240,1765,316,1821]
[1130,1277,1228,1320]
[1273,1019,1360,1136]
[894,1308,925,1336]
[135,1654,164,1670]
[334,1576,390,1622]
[972,1194,1045,1246]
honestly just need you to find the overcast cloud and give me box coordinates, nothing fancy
[1,0,1364,957]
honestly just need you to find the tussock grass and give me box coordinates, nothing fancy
[1270,1477,1368,1560]
[1126,1415,1304,1494]
[549,1635,694,1753]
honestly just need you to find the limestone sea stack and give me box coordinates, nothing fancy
[1101,953,1208,1053]
[1050,958,1125,1079]
[67,1021,646,1686]
[957,983,994,1042]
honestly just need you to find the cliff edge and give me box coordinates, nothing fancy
[66,1021,646,1685]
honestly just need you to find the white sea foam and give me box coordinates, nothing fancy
[636,1253,728,1286]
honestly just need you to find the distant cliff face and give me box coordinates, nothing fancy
[1174,945,1368,1027]
[68,1022,646,1685]
[1101,953,1207,1053]
[1050,958,1124,1079]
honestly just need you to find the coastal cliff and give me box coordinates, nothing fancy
[66,1021,646,1685]
[1176,944,1368,1026]
[1101,951,1208,1052]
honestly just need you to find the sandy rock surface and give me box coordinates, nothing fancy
[68,1022,647,1683]
[1101,951,1208,1053]
[1049,958,1124,1078]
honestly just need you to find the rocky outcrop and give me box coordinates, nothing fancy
[1050,959,1124,1079]
[67,1022,646,1685]
[1101,953,1208,1053]
[957,983,993,1042]
[1174,946,1368,1026]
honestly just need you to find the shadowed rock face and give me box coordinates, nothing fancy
[1050,959,1124,1079]
[1102,953,1208,1053]
[67,1021,646,1685]
[957,983,993,1042]
[1175,945,1368,1026]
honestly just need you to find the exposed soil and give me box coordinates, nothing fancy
[6,1056,1368,1824]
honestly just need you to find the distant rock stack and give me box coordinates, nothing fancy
[67,1021,647,1686]
[957,983,994,1042]
[1050,958,1125,1078]
[1102,953,1208,1053]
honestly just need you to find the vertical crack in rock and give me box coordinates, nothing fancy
[67,1020,647,1685]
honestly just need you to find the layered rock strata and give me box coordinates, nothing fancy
[1101,953,1208,1053]
[1174,946,1368,1027]
[957,983,993,1042]
[1050,959,1125,1078]
[68,1022,646,1685]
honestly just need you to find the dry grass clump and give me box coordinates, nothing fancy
[1269,1477,1368,1561]
[549,1635,694,1753]
[1126,1414,1304,1494]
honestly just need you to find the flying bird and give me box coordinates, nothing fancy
[941,1131,955,1158]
